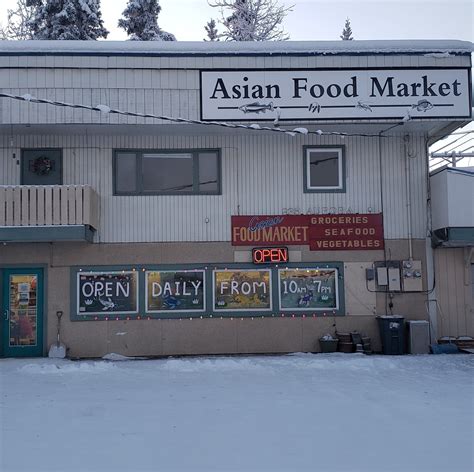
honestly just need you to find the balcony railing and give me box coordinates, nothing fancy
[0,185,99,231]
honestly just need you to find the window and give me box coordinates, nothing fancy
[21,149,63,185]
[303,146,345,193]
[114,149,221,195]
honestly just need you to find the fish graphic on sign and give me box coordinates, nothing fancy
[412,99,434,112]
[162,295,180,310]
[356,101,373,112]
[239,102,274,114]
[99,297,116,311]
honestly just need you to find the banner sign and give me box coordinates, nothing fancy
[308,214,384,251]
[232,214,383,250]
[232,215,309,246]
[278,268,338,311]
[146,270,205,313]
[201,69,471,121]
[77,271,138,315]
[213,269,272,311]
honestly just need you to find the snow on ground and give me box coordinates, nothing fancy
[0,353,473,472]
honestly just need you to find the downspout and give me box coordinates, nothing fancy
[404,134,415,261]
[425,133,437,343]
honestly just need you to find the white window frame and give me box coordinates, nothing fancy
[304,146,345,193]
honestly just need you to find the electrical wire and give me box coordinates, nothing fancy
[0,92,393,139]
[431,133,474,153]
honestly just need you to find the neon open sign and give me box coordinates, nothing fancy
[252,247,289,264]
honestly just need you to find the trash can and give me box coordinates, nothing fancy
[376,316,405,355]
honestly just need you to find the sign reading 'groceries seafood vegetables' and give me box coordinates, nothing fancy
[201,69,471,121]
[231,214,384,250]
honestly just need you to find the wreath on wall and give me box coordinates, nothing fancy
[31,156,53,176]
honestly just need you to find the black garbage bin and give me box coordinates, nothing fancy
[376,316,405,355]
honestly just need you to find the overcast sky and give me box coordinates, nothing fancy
[0,0,473,42]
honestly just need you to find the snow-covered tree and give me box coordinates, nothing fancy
[340,18,353,40]
[0,0,36,40]
[26,0,109,40]
[209,0,292,41]
[118,0,176,41]
[204,18,219,41]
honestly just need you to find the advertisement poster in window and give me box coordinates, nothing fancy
[9,275,37,346]
[77,271,138,315]
[278,268,339,311]
[146,270,205,313]
[213,270,272,311]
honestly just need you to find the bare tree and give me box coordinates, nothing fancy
[0,0,36,40]
[209,0,292,41]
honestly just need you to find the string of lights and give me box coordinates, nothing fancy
[0,91,393,139]
[90,313,338,321]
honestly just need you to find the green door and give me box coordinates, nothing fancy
[1,269,44,357]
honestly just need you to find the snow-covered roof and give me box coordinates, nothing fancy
[0,39,472,56]
[430,166,474,177]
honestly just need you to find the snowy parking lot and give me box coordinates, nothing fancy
[1,353,473,472]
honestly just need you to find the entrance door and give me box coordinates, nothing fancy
[1,269,44,357]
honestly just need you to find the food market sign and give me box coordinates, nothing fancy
[201,69,471,121]
[232,214,384,250]
[308,214,384,251]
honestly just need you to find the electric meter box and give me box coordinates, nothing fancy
[388,267,401,291]
[402,260,423,292]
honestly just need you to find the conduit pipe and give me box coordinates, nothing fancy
[404,134,416,261]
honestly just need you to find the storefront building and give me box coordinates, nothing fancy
[0,40,472,358]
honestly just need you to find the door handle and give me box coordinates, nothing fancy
[3,310,8,321]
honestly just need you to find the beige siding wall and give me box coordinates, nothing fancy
[0,239,431,357]
[0,132,428,243]
[434,248,474,337]
[0,54,470,125]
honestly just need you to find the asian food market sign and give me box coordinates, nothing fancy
[231,214,384,250]
[200,69,471,121]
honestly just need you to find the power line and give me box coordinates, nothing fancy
[431,133,473,153]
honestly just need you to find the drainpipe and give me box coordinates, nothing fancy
[404,135,415,261]
[425,134,437,343]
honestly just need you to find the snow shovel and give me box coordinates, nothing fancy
[48,311,66,358]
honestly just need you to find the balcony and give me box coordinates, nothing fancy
[0,185,99,242]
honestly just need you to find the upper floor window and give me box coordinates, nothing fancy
[114,149,221,195]
[21,149,62,186]
[303,146,345,193]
